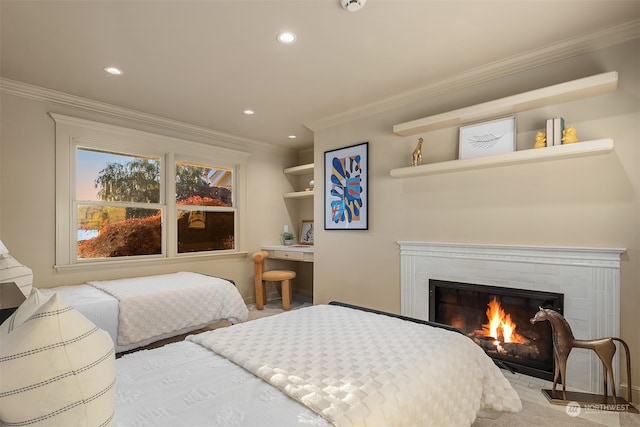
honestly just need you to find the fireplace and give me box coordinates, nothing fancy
[399,241,624,394]
[429,279,563,380]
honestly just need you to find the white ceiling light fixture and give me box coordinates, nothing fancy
[103,66,123,76]
[243,109,255,115]
[277,31,297,44]
[340,0,366,12]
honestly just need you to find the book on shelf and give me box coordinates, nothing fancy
[546,119,554,146]
[553,117,565,146]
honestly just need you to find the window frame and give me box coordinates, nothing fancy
[52,113,249,269]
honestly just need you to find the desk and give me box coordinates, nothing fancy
[261,245,314,301]
[261,245,314,262]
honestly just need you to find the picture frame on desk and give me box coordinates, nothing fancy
[459,116,516,160]
[324,142,368,230]
[299,220,314,245]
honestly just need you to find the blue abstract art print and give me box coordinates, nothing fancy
[324,142,368,230]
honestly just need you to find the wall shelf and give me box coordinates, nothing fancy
[283,163,314,198]
[392,72,618,137]
[284,163,314,175]
[284,190,314,199]
[390,139,613,178]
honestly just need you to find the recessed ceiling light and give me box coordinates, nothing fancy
[288,135,297,139]
[277,32,296,44]
[243,109,255,115]
[103,66,123,76]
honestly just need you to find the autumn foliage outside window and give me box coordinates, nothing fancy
[76,150,235,259]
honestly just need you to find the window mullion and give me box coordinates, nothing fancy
[165,152,176,257]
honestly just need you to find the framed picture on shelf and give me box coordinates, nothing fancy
[299,220,314,245]
[459,116,516,160]
[324,142,368,230]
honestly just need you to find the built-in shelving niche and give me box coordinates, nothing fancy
[283,163,314,199]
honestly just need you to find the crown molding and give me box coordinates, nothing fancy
[2,19,637,142]
[0,77,280,151]
[305,19,640,132]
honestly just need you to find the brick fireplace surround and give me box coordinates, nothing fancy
[398,241,625,395]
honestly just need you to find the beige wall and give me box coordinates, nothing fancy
[0,91,300,303]
[312,40,640,395]
[1,37,638,396]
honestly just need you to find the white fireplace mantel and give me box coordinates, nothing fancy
[398,241,626,394]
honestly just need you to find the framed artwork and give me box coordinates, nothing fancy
[459,116,516,160]
[324,142,368,230]
[299,220,314,245]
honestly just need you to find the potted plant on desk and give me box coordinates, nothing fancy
[281,231,295,246]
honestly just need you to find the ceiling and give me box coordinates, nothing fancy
[1,1,639,149]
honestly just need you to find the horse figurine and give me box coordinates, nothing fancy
[411,137,423,166]
[530,307,632,402]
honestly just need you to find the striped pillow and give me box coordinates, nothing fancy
[0,291,115,426]
[0,254,33,297]
[0,288,44,333]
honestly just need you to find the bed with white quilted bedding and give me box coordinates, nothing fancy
[42,272,248,352]
[115,304,521,427]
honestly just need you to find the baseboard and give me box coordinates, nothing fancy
[619,383,640,405]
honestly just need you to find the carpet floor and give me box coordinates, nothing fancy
[472,399,640,427]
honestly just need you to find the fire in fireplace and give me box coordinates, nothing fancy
[429,279,563,381]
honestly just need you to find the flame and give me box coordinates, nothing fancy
[482,298,525,344]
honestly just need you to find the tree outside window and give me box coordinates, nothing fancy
[76,149,162,259]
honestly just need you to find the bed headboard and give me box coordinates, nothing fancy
[327,301,464,335]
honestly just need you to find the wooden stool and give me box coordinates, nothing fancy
[252,251,296,310]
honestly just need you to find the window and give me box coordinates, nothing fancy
[175,161,235,253]
[53,114,248,267]
[76,149,163,259]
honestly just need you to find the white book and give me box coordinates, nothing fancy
[553,117,565,145]
[546,119,554,147]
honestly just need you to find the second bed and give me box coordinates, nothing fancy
[40,271,249,352]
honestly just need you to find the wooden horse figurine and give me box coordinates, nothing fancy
[530,307,632,402]
[411,137,423,166]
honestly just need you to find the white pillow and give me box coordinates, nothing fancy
[0,253,33,297]
[0,292,115,426]
[0,288,47,333]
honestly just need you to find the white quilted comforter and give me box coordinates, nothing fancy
[188,304,522,427]
[88,272,248,346]
[115,341,333,427]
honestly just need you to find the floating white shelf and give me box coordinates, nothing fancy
[283,163,314,198]
[283,163,314,175]
[389,139,613,178]
[393,72,618,137]
[284,190,314,199]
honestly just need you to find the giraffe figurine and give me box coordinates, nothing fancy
[412,137,423,166]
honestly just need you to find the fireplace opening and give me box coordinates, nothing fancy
[429,280,563,381]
